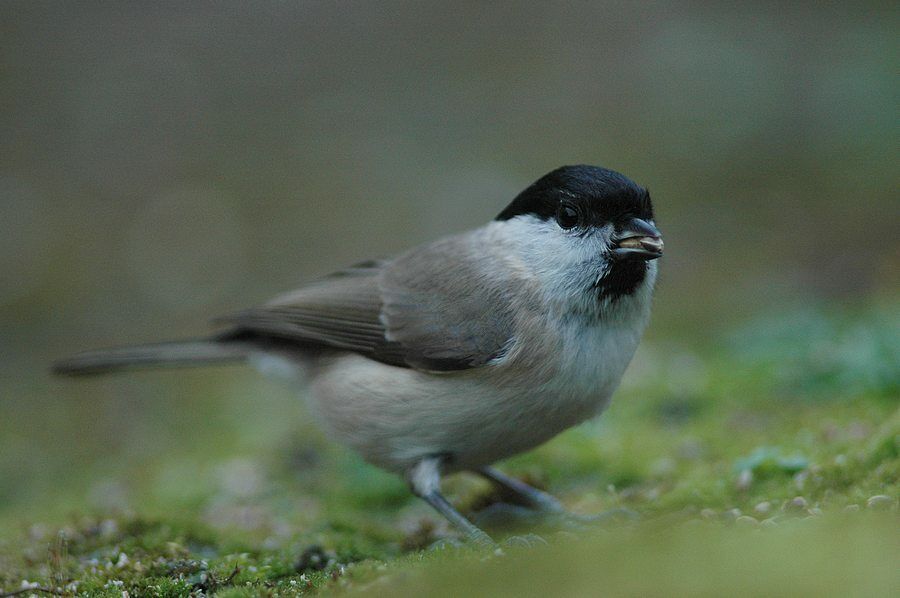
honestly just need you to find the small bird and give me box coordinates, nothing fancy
[54,165,663,546]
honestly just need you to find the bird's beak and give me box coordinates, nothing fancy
[612,218,664,260]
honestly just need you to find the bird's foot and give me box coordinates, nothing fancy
[474,502,639,531]
[503,533,549,549]
[546,507,640,529]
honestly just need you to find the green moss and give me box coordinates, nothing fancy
[0,305,897,595]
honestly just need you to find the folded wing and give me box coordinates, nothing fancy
[218,235,517,372]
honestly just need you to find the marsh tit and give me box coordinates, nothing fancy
[55,165,663,546]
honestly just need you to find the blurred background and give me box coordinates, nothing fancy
[1,1,897,538]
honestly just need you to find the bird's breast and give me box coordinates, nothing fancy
[545,320,642,413]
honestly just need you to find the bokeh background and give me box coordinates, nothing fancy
[1,1,897,580]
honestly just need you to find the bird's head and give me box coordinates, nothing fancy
[496,165,662,307]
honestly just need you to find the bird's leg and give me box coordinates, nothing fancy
[477,467,638,527]
[477,466,565,513]
[408,457,495,548]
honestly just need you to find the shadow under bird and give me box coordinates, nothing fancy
[54,165,664,546]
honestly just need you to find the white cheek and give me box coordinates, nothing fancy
[536,229,612,297]
[488,216,613,304]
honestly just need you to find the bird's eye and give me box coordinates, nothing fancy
[556,204,579,229]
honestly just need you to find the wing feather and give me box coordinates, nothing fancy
[218,234,517,371]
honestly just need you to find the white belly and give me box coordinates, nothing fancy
[303,316,643,474]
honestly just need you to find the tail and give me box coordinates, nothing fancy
[52,339,249,377]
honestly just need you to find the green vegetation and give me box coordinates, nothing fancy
[1,304,897,596]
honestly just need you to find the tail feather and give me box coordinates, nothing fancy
[52,339,248,377]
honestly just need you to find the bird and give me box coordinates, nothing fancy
[54,165,663,546]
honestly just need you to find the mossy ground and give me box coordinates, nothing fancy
[1,304,897,596]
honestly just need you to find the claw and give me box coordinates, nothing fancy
[503,533,549,548]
